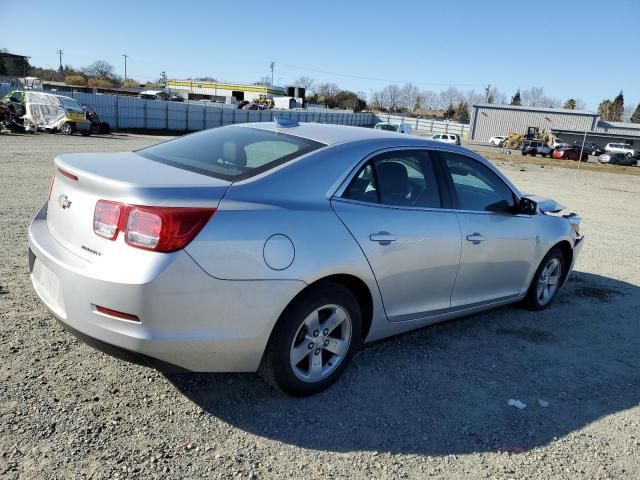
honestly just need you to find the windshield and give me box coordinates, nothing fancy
[136,126,325,181]
[59,97,84,114]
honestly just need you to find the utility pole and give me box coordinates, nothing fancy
[122,54,128,84]
[270,61,275,86]
[56,49,64,81]
[485,84,491,103]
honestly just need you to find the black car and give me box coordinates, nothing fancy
[604,152,638,166]
[573,141,605,156]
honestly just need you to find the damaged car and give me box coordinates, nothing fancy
[1,90,91,135]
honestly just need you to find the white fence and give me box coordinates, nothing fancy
[0,86,376,131]
[376,113,470,138]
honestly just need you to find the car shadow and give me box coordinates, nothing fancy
[164,271,640,455]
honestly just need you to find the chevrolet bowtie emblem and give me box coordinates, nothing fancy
[58,194,72,210]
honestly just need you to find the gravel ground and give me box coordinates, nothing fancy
[1,132,639,479]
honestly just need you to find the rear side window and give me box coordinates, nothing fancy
[136,127,324,180]
[343,150,441,208]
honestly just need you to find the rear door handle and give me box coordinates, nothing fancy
[370,231,397,245]
[466,233,485,244]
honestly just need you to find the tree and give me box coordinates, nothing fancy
[254,76,272,86]
[122,79,140,88]
[510,90,522,106]
[380,84,403,112]
[564,98,577,110]
[419,90,438,110]
[521,87,545,106]
[88,78,114,88]
[443,103,456,119]
[64,74,87,86]
[82,60,115,79]
[453,101,470,123]
[598,92,625,121]
[293,76,314,93]
[631,103,640,123]
[438,87,463,110]
[611,91,624,121]
[401,83,421,112]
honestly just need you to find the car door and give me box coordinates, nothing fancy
[331,149,461,321]
[438,151,537,307]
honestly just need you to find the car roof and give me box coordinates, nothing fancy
[234,121,415,146]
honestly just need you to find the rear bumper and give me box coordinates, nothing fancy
[28,203,305,372]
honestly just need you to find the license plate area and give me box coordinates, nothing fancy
[31,255,66,319]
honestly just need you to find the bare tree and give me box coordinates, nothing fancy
[574,98,587,110]
[254,76,272,86]
[419,90,439,110]
[487,86,507,104]
[370,91,384,110]
[438,87,463,110]
[521,87,545,106]
[293,76,315,93]
[381,84,403,112]
[82,60,115,79]
[401,83,421,112]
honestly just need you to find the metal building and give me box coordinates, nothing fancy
[470,104,598,141]
[165,80,286,103]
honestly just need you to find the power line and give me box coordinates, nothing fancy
[278,61,487,88]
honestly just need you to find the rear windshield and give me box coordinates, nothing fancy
[376,124,399,132]
[136,126,325,181]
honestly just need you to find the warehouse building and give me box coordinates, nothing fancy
[165,80,292,103]
[470,103,640,149]
[470,104,598,141]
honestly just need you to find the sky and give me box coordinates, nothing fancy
[1,0,638,111]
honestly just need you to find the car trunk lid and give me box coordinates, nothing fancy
[47,152,231,261]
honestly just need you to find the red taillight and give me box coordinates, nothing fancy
[93,201,215,253]
[94,305,140,322]
[94,200,124,240]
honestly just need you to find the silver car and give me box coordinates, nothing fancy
[29,120,584,396]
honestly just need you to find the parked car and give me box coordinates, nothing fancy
[28,121,583,396]
[573,141,605,156]
[522,140,552,157]
[552,139,570,149]
[431,133,460,145]
[600,152,637,166]
[2,90,91,135]
[488,135,506,146]
[605,143,635,157]
[373,122,412,134]
[551,147,588,161]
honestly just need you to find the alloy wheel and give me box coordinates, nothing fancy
[289,304,352,383]
[536,258,562,306]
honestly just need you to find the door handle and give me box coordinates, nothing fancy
[466,233,485,244]
[370,231,397,245]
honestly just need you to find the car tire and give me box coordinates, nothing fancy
[60,122,74,135]
[523,248,565,311]
[259,282,362,397]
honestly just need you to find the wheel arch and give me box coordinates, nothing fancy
[549,239,573,284]
[273,273,374,343]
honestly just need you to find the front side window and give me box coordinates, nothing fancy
[343,150,441,208]
[442,153,516,213]
[137,127,324,180]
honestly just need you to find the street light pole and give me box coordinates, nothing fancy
[122,54,128,84]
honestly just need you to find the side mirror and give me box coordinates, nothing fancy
[518,197,537,215]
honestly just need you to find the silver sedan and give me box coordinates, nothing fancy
[29,120,583,396]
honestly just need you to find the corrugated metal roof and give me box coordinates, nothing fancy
[473,103,597,116]
[597,120,640,129]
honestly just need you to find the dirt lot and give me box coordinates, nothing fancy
[1,132,639,479]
